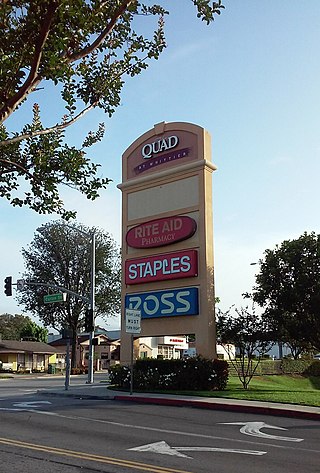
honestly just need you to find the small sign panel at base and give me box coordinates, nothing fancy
[125,309,141,334]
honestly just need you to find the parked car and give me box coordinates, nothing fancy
[0,361,14,372]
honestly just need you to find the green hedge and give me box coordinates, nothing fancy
[280,359,311,374]
[228,360,283,376]
[109,356,228,391]
[303,360,320,376]
[227,359,320,376]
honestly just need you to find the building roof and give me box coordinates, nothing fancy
[49,338,70,347]
[0,340,60,354]
[106,330,121,341]
[49,333,112,347]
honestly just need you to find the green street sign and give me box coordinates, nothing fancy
[44,293,66,303]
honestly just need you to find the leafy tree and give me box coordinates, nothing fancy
[251,232,320,357]
[16,220,121,366]
[0,313,30,340]
[0,0,224,219]
[0,313,46,341]
[20,320,48,343]
[216,304,273,389]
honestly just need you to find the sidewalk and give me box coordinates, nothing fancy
[38,382,320,421]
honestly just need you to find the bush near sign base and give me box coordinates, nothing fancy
[109,357,228,391]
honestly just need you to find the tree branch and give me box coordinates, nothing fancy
[0,38,161,148]
[66,0,133,63]
[0,102,97,147]
[0,1,59,124]
[0,158,34,179]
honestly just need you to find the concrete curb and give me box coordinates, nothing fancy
[113,395,320,421]
[38,389,320,421]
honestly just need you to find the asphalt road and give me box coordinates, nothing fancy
[0,376,320,472]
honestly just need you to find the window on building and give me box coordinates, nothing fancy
[158,345,174,359]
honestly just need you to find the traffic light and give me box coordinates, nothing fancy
[85,308,94,332]
[4,276,12,296]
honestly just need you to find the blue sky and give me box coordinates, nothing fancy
[1,1,320,330]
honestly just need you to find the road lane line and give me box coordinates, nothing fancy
[0,436,192,473]
[8,409,320,454]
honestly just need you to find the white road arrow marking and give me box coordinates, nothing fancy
[13,401,52,408]
[220,421,303,442]
[129,441,266,458]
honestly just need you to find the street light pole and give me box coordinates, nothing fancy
[87,231,96,384]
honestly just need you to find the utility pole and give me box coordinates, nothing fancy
[87,231,95,384]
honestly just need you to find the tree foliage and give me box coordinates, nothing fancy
[20,319,48,343]
[17,220,121,331]
[0,313,46,341]
[216,304,273,389]
[251,232,320,356]
[0,0,224,218]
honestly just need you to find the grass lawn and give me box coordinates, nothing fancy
[181,375,320,407]
[110,375,320,407]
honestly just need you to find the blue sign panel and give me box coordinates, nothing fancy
[125,287,199,319]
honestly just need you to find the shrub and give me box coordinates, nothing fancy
[280,359,311,374]
[303,360,320,376]
[109,357,228,391]
[109,364,131,388]
[71,368,84,375]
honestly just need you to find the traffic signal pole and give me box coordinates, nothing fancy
[87,231,95,384]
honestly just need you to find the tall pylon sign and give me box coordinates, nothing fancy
[118,121,217,362]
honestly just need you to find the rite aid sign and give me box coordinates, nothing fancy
[125,287,199,319]
[126,215,197,249]
[125,249,198,285]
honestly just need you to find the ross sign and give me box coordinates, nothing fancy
[125,287,199,319]
[44,293,67,303]
[125,249,198,285]
[125,308,141,334]
[126,215,197,249]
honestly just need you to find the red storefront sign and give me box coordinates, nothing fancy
[126,215,197,249]
[125,249,198,285]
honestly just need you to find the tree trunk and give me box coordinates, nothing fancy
[71,329,77,369]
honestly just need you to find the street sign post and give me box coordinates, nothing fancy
[125,308,141,395]
[44,293,67,303]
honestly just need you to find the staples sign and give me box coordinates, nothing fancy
[126,215,197,249]
[125,249,198,285]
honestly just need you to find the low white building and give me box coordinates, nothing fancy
[216,343,236,360]
[137,336,235,361]
[138,336,188,359]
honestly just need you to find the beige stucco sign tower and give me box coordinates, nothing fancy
[118,121,217,362]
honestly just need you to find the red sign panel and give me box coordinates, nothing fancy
[126,215,197,249]
[125,249,198,285]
